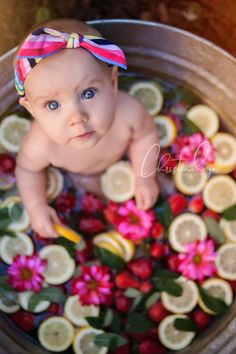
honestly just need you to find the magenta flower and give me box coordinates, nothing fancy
[116,200,154,242]
[178,240,217,282]
[72,264,113,305]
[7,254,46,292]
[172,133,215,170]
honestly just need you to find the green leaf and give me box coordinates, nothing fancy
[153,278,183,296]
[0,207,9,219]
[124,288,142,298]
[155,200,174,228]
[174,318,198,332]
[86,316,103,329]
[95,333,128,351]
[56,237,76,259]
[154,269,180,279]
[145,292,160,309]
[0,229,17,238]
[0,287,18,307]
[181,117,201,135]
[0,218,11,230]
[131,295,143,312]
[204,217,225,244]
[222,204,236,221]
[199,286,229,315]
[127,313,153,333]
[95,247,125,272]
[28,293,41,312]
[178,88,199,107]
[103,309,113,327]
[9,203,23,221]
[110,310,121,333]
[28,287,66,311]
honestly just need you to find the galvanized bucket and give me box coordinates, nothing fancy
[0,19,236,354]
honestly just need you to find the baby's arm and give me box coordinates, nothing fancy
[15,127,61,237]
[127,97,160,210]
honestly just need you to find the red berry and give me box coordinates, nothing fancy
[148,301,169,322]
[115,291,132,312]
[150,243,165,259]
[103,201,123,224]
[151,222,164,239]
[48,303,63,315]
[10,311,35,332]
[114,342,131,354]
[159,150,177,174]
[192,309,211,329]
[188,194,205,213]
[55,192,76,212]
[202,209,220,221]
[81,192,104,213]
[140,281,153,293]
[168,193,187,215]
[115,271,140,289]
[127,258,153,280]
[79,217,105,234]
[166,253,180,271]
[139,339,166,354]
[0,153,15,174]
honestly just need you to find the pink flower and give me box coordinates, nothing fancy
[7,254,46,292]
[81,192,104,213]
[172,133,215,170]
[178,240,217,282]
[117,200,154,242]
[72,264,113,305]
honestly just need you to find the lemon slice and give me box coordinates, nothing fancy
[38,316,74,352]
[73,326,108,354]
[161,276,198,313]
[93,232,125,259]
[186,104,219,138]
[0,174,15,190]
[174,163,208,195]
[209,133,236,174]
[64,295,99,326]
[1,195,30,232]
[220,218,236,244]
[154,115,177,147]
[54,224,82,244]
[108,230,135,262]
[203,175,236,212]
[0,232,34,264]
[0,298,20,313]
[0,115,31,153]
[18,291,50,313]
[46,167,64,201]
[101,161,135,202]
[39,245,75,285]
[215,244,236,280]
[198,278,233,315]
[158,314,195,350]
[169,213,207,253]
[129,81,163,116]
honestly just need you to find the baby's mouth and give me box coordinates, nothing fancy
[73,131,95,139]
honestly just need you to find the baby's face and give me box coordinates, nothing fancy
[20,48,118,149]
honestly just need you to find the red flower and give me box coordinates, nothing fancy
[159,150,177,174]
[55,192,76,212]
[168,193,187,215]
[0,153,16,174]
[79,216,105,234]
[81,192,104,213]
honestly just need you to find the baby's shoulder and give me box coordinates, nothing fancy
[117,90,147,121]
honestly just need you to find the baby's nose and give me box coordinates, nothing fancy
[69,110,89,126]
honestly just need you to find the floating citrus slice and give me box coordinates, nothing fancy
[0,232,34,264]
[46,167,64,201]
[169,213,207,252]
[39,245,75,285]
[0,115,31,153]
[129,81,163,116]
[38,316,74,352]
[93,232,125,259]
[64,295,99,326]
[0,298,20,313]
[1,195,30,231]
[219,218,236,244]
[203,175,236,212]
[198,278,233,315]
[101,161,135,203]
[161,276,198,313]
[174,163,208,195]
[54,224,82,244]
[108,230,135,262]
[215,244,236,280]
[154,115,177,147]
[18,291,50,313]
[73,326,108,354]
[186,104,219,138]
[158,314,195,350]
[209,132,236,174]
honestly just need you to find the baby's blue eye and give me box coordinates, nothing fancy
[82,88,96,100]
[47,101,59,110]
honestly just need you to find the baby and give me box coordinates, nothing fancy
[14,18,160,238]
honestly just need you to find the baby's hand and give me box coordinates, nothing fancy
[135,177,160,210]
[29,202,61,238]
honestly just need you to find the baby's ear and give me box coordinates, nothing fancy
[19,97,32,113]
[110,66,118,92]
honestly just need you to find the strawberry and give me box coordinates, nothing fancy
[159,150,177,174]
[140,281,153,293]
[103,201,123,225]
[202,209,220,221]
[188,194,205,213]
[115,271,140,289]
[151,222,164,239]
[81,192,104,213]
[127,258,153,280]
[55,192,76,212]
[150,243,165,259]
[148,301,170,322]
[0,153,15,174]
[115,291,132,312]
[48,303,63,315]
[79,216,105,234]
[192,309,211,329]
[168,193,187,215]
[166,253,180,271]
[139,339,167,354]
[10,311,35,332]
[114,342,131,354]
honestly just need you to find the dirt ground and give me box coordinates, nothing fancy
[0,0,236,57]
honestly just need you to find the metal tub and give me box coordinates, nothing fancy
[0,19,236,354]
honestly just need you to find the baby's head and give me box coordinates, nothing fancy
[14,18,127,149]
